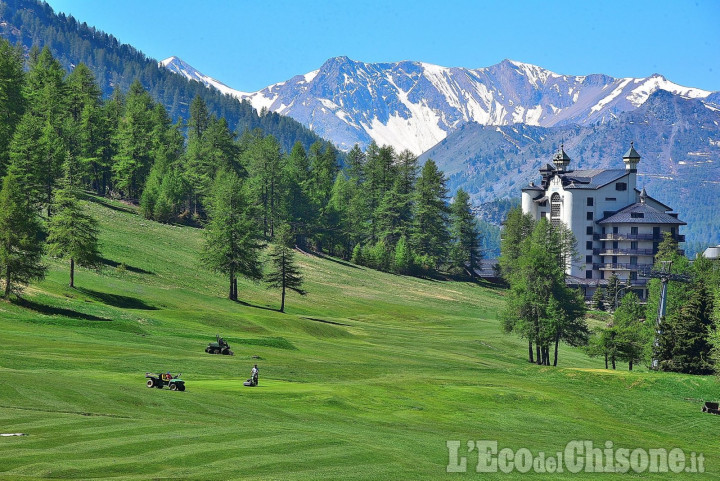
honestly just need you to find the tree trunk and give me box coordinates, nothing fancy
[553,334,560,367]
[611,356,616,370]
[280,283,286,313]
[229,267,235,300]
[604,353,608,369]
[70,258,75,288]
[629,359,633,371]
[3,266,10,298]
[233,277,238,301]
[528,340,534,363]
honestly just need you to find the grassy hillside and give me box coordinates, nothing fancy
[0,197,718,480]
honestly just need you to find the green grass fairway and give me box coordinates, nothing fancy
[0,197,718,480]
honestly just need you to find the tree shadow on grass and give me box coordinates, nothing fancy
[12,298,111,322]
[235,299,279,313]
[100,257,154,275]
[76,287,158,310]
[295,247,359,269]
[79,194,137,215]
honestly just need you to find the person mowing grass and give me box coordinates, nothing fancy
[244,364,259,387]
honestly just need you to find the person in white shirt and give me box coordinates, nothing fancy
[251,364,259,386]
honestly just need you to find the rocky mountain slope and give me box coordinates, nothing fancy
[161,56,714,154]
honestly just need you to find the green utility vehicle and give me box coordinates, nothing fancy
[145,372,185,391]
[205,334,234,355]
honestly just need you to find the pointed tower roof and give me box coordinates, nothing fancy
[553,144,571,163]
[639,187,647,203]
[623,142,641,160]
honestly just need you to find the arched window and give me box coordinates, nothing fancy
[550,193,561,226]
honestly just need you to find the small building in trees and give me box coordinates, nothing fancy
[521,144,685,301]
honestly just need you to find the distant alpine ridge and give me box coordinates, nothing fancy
[160,56,715,154]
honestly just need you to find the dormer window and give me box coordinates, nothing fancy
[630,212,644,219]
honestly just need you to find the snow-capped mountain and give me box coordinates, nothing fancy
[159,56,248,97]
[160,56,714,155]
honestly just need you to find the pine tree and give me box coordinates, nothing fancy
[8,111,45,207]
[202,170,263,301]
[24,46,68,216]
[46,180,100,288]
[0,172,46,298]
[591,287,606,311]
[265,224,306,313]
[0,38,25,178]
[498,207,534,282]
[412,159,450,271]
[501,218,587,365]
[281,141,313,242]
[669,280,715,374]
[393,235,413,275]
[112,80,154,199]
[586,323,619,369]
[449,189,481,279]
[246,133,282,238]
[613,292,652,370]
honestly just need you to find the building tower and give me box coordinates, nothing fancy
[553,144,571,172]
[623,142,641,191]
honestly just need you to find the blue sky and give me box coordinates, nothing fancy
[45,0,719,92]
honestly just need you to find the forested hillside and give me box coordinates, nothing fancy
[0,0,325,152]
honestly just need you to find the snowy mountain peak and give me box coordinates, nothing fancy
[159,56,248,97]
[159,56,716,155]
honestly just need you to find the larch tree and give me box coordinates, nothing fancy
[202,169,263,301]
[412,159,450,270]
[449,188,481,279]
[46,178,101,288]
[265,224,306,313]
[0,171,46,298]
[613,291,652,370]
[24,46,68,216]
[0,38,25,178]
[112,80,154,199]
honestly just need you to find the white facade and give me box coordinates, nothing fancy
[521,145,685,300]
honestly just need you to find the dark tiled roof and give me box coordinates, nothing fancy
[597,202,686,225]
[561,169,628,189]
[634,188,671,210]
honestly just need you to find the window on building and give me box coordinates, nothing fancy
[612,256,617,263]
[587,197,594,206]
[613,226,619,234]
[586,226,593,235]
[631,226,638,235]
[613,241,618,249]
[585,270,593,279]
[539,201,547,207]
[586,241,593,250]
[631,212,644,219]
[653,227,660,239]
[586,211,593,220]
[616,182,627,191]
[631,241,638,250]
[630,271,637,280]
[540,211,547,218]
[585,255,593,263]
[600,271,605,279]
[550,193,561,226]
[630,256,637,265]
[605,197,617,201]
